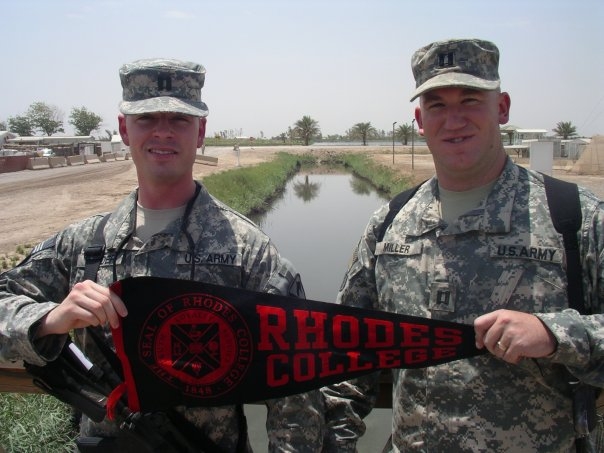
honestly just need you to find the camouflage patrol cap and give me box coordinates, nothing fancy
[119,58,209,117]
[410,38,500,101]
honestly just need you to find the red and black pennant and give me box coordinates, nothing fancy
[110,277,485,412]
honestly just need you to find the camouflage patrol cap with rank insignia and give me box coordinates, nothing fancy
[119,58,209,117]
[410,38,500,101]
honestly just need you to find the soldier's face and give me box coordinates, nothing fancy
[119,112,205,187]
[415,87,510,187]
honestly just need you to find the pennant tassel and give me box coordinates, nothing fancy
[107,382,127,421]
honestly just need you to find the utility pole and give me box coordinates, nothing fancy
[392,121,397,164]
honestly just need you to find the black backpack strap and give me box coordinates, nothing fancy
[83,214,111,282]
[380,176,585,312]
[542,174,586,314]
[376,183,424,243]
[379,175,585,312]
[542,175,600,451]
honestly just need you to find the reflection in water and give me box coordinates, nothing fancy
[246,171,393,453]
[293,174,321,202]
[350,175,374,195]
[251,171,388,302]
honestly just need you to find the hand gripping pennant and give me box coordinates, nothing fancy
[110,277,485,412]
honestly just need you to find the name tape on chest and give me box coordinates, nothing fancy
[376,241,422,256]
[491,243,562,264]
[178,252,241,266]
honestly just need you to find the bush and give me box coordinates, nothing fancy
[340,153,413,196]
[202,153,316,215]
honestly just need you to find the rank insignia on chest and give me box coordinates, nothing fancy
[429,281,455,312]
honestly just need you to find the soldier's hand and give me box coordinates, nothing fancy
[474,309,557,364]
[37,280,128,337]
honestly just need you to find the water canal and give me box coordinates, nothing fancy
[246,170,393,452]
[251,171,388,301]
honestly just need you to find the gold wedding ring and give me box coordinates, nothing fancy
[497,341,508,352]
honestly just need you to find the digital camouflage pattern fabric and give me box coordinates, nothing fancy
[322,158,604,452]
[119,58,209,117]
[410,38,501,101]
[0,183,325,452]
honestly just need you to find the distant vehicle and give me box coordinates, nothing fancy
[40,148,55,157]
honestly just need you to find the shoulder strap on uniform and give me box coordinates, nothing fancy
[83,214,111,282]
[542,174,587,314]
[379,176,587,311]
[376,183,424,242]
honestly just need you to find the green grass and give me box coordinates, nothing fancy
[204,137,304,147]
[319,152,413,197]
[0,151,412,451]
[201,152,317,215]
[0,393,76,452]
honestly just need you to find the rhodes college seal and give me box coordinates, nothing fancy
[138,292,253,400]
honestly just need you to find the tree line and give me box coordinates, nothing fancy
[0,102,581,145]
[286,117,581,146]
[0,102,108,138]
[285,116,419,146]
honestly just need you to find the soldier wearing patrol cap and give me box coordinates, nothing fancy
[322,38,604,452]
[0,58,325,451]
[118,58,209,117]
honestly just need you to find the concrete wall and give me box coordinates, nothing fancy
[195,155,218,166]
[48,156,68,168]
[67,155,86,166]
[0,156,29,173]
[83,154,101,164]
[26,157,50,170]
[100,153,117,162]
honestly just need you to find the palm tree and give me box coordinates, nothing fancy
[396,123,415,145]
[350,122,376,145]
[552,121,578,139]
[294,116,320,146]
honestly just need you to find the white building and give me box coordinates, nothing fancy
[502,126,551,158]
[0,131,18,146]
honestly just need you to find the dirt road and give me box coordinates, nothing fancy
[1,146,602,260]
[0,146,427,258]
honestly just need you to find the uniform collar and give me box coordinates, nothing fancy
[404,158,519,236]
[103,182,209,252]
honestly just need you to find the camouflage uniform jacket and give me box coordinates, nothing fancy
[322,159,604,452]
[0,182,325,452]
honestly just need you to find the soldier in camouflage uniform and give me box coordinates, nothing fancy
[321,39,604,452]
[0,59,325,452]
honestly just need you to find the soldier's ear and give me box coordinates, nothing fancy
[498,92,511,125]
[118,114,129,146]
[197,118,207,149]
[415,106,425,136]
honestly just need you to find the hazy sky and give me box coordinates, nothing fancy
[2,0,603,139]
